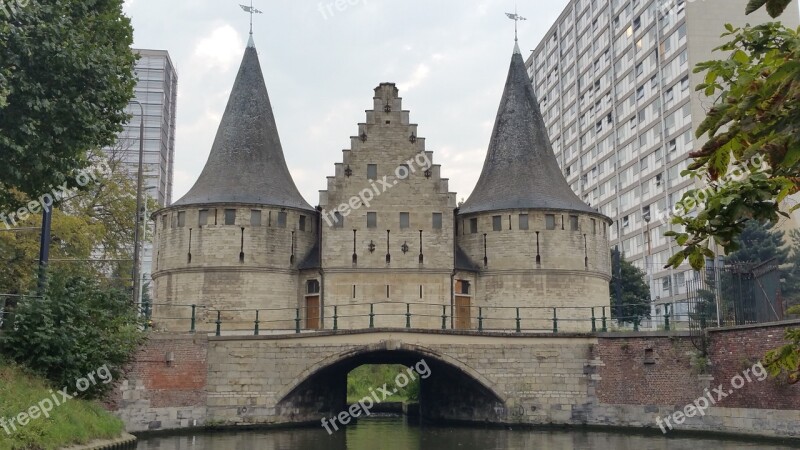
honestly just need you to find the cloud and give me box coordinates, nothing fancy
[192,24,243,72]
[397,63,431,92]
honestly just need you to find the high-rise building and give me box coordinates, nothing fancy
[525,0,798,320]
[104,49,178,287]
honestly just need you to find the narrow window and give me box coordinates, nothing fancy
[197,209,208,227]
[277,211,287,228]
[519,214,529,230]
[367,164,377,180]
[224,209,236,225]
[333,211,344,228]
[432,213,443,230]
[492,215,502,231]
[299,215,307,231]
[545,214,556,230]
[469,218,478,234]
[570,215,579,231]
[367,212,377,229]
[250,210,262,226]
[177,211,186,227]
[399,212,410,229]
[591,218,597,234]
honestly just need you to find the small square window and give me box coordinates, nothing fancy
[367,212,377,229]
[224,209,236,225]
[299,215,307,231]
[469,218,478,234]
[432,213,443,230]
[570,215,579,231]
[519,214,529,230]
[545,214,556,230]
[457,280,470,295]
[492,215,502,231]
[306,280,320,294]
[367,164,377,180]
[400,212,410,229]
[277,211,287,228]
[251,210,262,226]
[198,209,209,226]
[177,211,186,227]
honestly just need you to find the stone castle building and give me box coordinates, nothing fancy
[151,36,612,332]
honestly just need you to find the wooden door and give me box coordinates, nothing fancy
[455,296,471,330]
[305,296,320,330]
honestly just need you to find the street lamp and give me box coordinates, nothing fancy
[129,100,145,304]
[138,186,157,308]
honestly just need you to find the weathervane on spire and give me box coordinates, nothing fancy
[239,1,263,37]
[505,6,527,42]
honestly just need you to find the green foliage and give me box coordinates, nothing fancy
[764,327,800,384]
[0,359,124,450]
[0,268,147,399]
[746,0,794,17]
[667,22,800,270]
[0,0,136,212]
[610,251,651,326]
[347,365,420,403]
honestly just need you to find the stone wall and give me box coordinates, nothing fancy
[111,334,208,432]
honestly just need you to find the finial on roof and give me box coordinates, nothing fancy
[239,1,263,44]
[505,7,527,43]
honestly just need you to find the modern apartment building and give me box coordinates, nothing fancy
[104,49,178,286]
[525,0,798,319]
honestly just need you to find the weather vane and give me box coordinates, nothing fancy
[505,7,527,42]
[239,1,263,36]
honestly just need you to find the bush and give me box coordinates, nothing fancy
[0,269,146,399]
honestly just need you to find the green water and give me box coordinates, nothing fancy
[136,417,795,449]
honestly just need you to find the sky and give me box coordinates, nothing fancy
[122,0,569,206]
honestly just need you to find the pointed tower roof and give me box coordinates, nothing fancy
[459,43,596,216]
[173,40,313,211]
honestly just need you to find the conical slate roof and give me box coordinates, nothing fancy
[173,40,313,211]
[459,43,595,215]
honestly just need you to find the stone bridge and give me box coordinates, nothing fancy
[111,321,800,440]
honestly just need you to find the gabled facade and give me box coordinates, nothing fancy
[151,38,612,333]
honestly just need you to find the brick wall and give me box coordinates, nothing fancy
[708,321,800,410]
[594,333,704,405]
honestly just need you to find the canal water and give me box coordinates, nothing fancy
[136,416,795,449]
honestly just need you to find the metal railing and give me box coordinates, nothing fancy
[138,301,689,336]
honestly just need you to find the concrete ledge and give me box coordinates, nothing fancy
[597,331,693,338]
[707,319,800,333]
[60,433,136,450]
[206,327,596,341]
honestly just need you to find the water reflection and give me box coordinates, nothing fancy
[136,416,792,450]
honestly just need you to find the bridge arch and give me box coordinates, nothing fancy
[274,340,508,424]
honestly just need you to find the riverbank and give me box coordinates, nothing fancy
[0,359,126,450]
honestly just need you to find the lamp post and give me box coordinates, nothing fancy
[130,100,145,304]
[138,186,157,308]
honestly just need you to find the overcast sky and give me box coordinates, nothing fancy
[122,0,569,206]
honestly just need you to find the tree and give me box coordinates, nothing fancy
[666,21,800,271]
[746,0,794,17]
[782,229,800,309]
[0,267,147,399]
[764,305,800,384]
[0,0,136,211]
[610,251,651,326]
[727,219,788,264]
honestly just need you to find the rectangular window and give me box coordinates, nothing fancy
[432,213,443,230]
[367,164,377,180]
[492,215,502,231]
[177,211,186,227]
[224,209,236,225]
[251,210,262,226]
[570,215,579,231]
[299,215,307,231]
[399,212,410,229]
[591,218,597,234]
[456,280,470,295]
[545,214,556,230]
[333,211,344,228]
[469,218,478,234]
[519,214,529,230]
[367,212,377,229]
[198,209,209,226]
[277,211,287,228]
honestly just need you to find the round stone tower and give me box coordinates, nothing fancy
[150,36,317,331]
[456,41,612,331]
